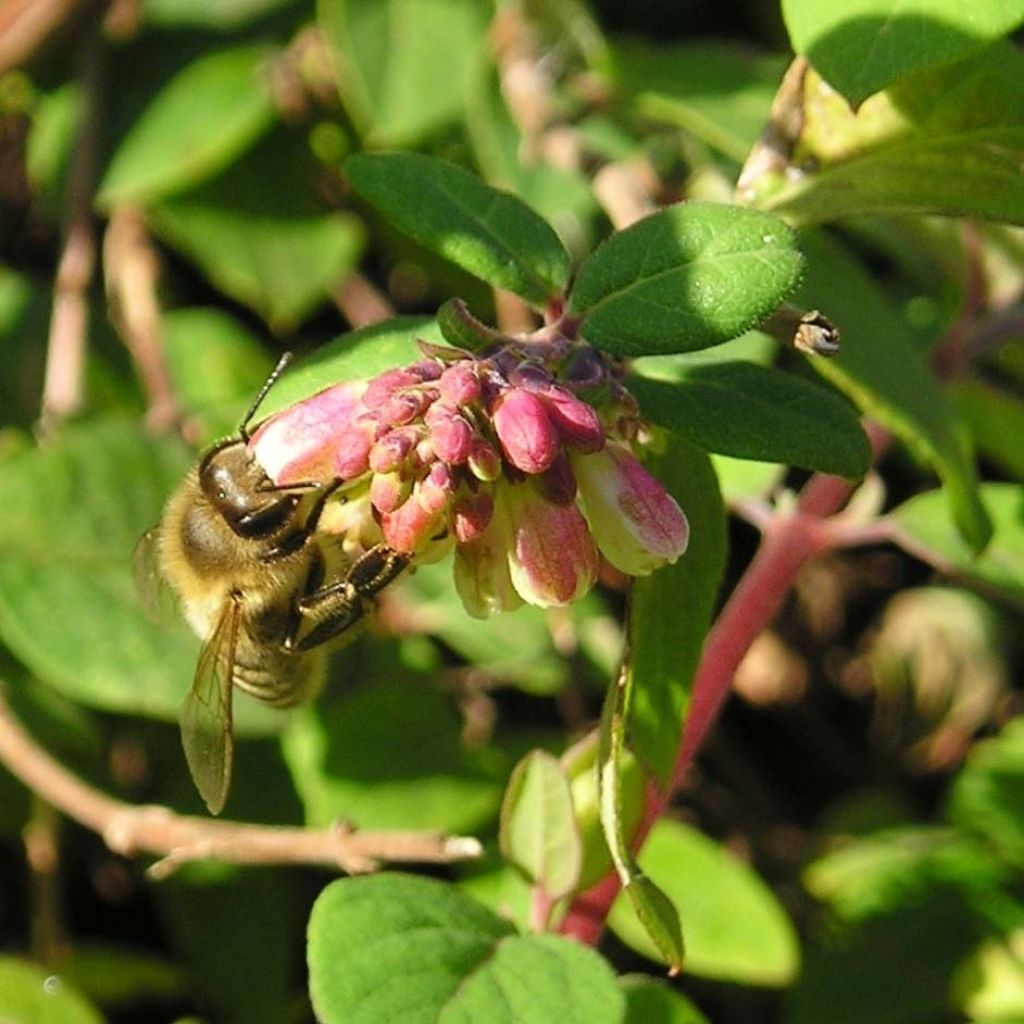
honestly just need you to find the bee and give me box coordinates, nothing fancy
[138,356,410,814]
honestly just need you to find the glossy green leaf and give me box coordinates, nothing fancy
[767,47,1024,225]
[499,750,581,900]
[629,364,870,479]
[615,41,786,161]
[282,676,501,832]
[796,231,991,551]
[889,483,1024,606]
[319,0,488,146]
[620,975,710,1024]
[255,317,443,418]
[711,455,783,505]
[609,820,800,984]
[782,0,1024,106]
[569,203,803,356]
[624,875,686,976]
[0,957,104,1024]
[98,45,276,208]
[345,152,571,307]
[628,435,726,784]
[308,874,511,1024]
[946,718,1024,865]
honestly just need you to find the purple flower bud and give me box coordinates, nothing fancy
[562,345,607,389]
[539,386,605,453]
[507,361,553,392]
[439,363,482,406]
[407,359,443,382]
[492,388,559,474]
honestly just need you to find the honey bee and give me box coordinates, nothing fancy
[139,356,410,814]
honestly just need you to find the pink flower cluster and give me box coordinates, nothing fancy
[251,338,688,617]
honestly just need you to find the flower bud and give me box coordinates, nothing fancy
[492,388,559,474]
[368,427,418,473]
[439,363,482,406]
[426,405,474,464]
[370,470,410,513]
[468,439,502,482]
[363,369,422,410]
[452,492,494,543]
[540,386,605,453]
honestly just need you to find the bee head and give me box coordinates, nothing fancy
[199,440,298,538]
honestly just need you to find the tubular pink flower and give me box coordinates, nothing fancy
[332,415,381,479]
[492,388,559,474]
[503,480,598,607]
[571,441,688,576]
[380,491,441,553]
[453,492,523,619]
[249,380,367,485]
[370,470,409,514]
[452,492,494,544]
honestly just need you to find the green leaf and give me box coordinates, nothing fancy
[282,675,501,832]
[712,455,784,505]
[569,203,804,356]
[0,957,104,1024]
[947,718,1024,866]
[149,132,364,330]
[60,944,185,1010]
[796,230,991,551]
[782,0,1024,107]
[308,875,623,1024]
[620,975,710,1024]
[623,875,686,976]
[766,48,1024,225]
[615,41,786,162]
[255,316,443,418]
[308,874,511,1023]
[345,152,571,307]
[628,436,726,784]
[0,421,194,718]
[319,0,489,146]
[610,820,800,984]
[499,750,582,901]
[629,364,870,479]
[889,483,1024,606]
[98,44,276,208]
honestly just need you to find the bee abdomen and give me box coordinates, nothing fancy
[232,653,322,708]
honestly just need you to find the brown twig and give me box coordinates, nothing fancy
[735,56,809,201]
[103,206,180,431]
[0,691,482,877]
[0,0,89,75]
[333,271,395,328]
[39,11,103,431]
[592,160,658,230]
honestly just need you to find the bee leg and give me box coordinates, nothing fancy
[345,544,413,594]
[260,478,343,562]
[286,579,367,652]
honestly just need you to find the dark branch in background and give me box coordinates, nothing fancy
[103,206,181,431]
[0,691,482,877]
[39,9,104,432]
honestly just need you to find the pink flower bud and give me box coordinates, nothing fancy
[370,470,410,513]
[418,463,455,516]
[439,363,482,406]
[381,389,428,427]
[249,380,367,485]
[539,386,605,453]
[380,493,441,553]
[492,388,559,474]
[426,406,474,464]
[571,442,688,576]
[452,491,523,618]
[452,492,494,543]
[363,369,422,410]
[408,359,443,382]
[468,439,502,482]
[368,427,418,473]
[507,362,553,391]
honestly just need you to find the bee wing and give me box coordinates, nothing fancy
[180,598,237,815]
[133,527,178,623]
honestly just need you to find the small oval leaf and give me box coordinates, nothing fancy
[569,202,803,356]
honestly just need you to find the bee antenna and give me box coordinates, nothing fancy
[238,352,293,442]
